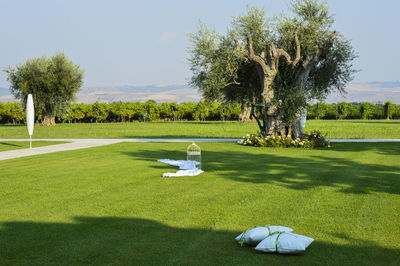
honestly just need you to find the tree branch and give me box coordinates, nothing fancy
[247,35,255,57]
[232,34,241,50]
[224,81,240,87]
[275,49,292,64]
[274,27,301,67]
[246,35,269,72]
[303,31,337,69]
[292,27,301,66]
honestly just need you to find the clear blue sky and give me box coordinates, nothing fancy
[0,0,399,88]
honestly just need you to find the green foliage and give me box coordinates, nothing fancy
[238,130,330,148]
[188,6,268,108]
[232,6,270,55]
[337,102,351,119]
[145,100,160,121]
[307,102,338,119]
[90,102,109,122]
[238,133,311,147]
[307,129,330,147]
[4,52,83,125]
[0,101,399,124]
[360,102,378,120]
[274,0,357,124]
[187,24,229,103]
[193,101,209,121]
[188,1,357,135]
[384,101,394,120]
[0,102,25,124]
[278,0,333,54]
[63,103,88,123]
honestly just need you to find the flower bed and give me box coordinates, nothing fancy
[238,130,330,148]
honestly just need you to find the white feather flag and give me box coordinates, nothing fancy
[26,94,34,148]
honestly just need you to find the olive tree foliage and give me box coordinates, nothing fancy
[188,0,357,138]
[188,7,267,122]
[274,0,357,135]
[4,52,84,126]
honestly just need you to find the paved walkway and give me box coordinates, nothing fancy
[1,138,399,161]
[0,140,122,161]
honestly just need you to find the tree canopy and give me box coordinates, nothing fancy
[4,52,84,126]
[188,0,357,138]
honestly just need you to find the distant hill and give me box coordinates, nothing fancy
[0,82,399,104]
[0,84,201,104]
[76,84,201,103]
[325,81,400,104]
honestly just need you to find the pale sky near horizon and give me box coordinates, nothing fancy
[0,0,399,88]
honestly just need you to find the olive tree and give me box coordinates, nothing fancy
[4,52,84,126]
[188,0,356,138]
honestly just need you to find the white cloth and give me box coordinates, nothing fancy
[157,159,203,177]
[255,232,314,254]
[235,226,293,246]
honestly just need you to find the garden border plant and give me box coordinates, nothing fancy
[238,130,330,148]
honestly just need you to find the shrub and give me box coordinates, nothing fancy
[238,130,330,148]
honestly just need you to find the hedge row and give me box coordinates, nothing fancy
[307,102,400,120]
[0,101,399,124]
[0,101,241,124]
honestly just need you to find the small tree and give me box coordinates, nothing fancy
[384,101,393,120]
[145,100,160,121]
[360,102,375,120]
[91,102,109,123]
[4,52,84,126]
[2,102,25,124]
[337,102,350,119]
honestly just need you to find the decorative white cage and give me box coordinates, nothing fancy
[187,142,201,170]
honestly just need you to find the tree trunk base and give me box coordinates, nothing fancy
[239,103,253,122]
[42,114,56,126]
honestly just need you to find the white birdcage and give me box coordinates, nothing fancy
[187,142,201,170]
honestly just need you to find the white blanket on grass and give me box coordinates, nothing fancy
[157,159,203,177]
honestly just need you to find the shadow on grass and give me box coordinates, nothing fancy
[0,124,25,127]
[0,142,20,147]
[327,142,400,155]
[1,217,398,265]
[122,143,400,195]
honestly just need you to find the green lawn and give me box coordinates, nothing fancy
[0,142,399,265]
[307,120,400,139]
[0,141,67,152]
[0,120,399,139]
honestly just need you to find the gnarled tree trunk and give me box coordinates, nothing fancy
[291,31,337,138]
[234,28,336,139]
[42,111,55,126]
[234,28,300,137]
[239,102,252,122]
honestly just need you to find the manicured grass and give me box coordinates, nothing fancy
[0,120,399,139]
[306,120,400,139]
[0,121,257,139]
[0,142,399,264]
[0,141,67,152]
